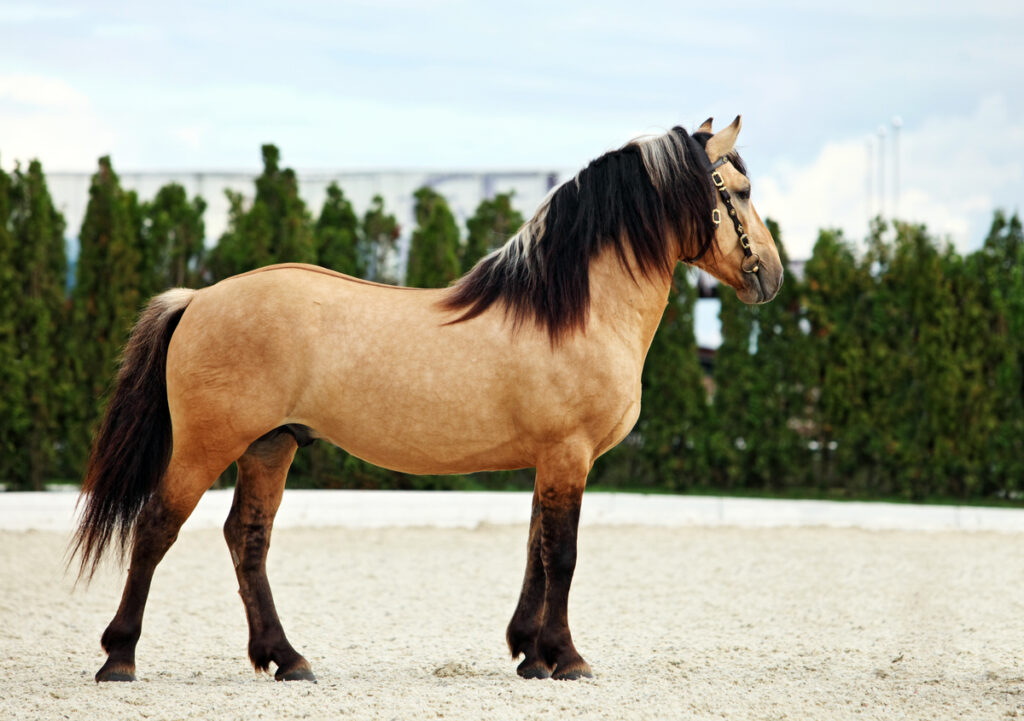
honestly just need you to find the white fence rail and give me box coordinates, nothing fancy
[4,489,1024,533]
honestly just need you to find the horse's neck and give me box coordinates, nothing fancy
[587,248,674,357]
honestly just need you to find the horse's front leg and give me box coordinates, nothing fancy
[507,488,550,678]
[535,451,593,680]
[223,430,315,682]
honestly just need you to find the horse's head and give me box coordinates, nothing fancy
[689,116,782,304]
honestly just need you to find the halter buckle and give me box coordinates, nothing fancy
[711,170,725,189]
[711,208,721,227]
[739,233,750,249]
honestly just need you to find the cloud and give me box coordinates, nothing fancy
[0,74,118,170]
[170,125,206,152]
[0,5,79,23]
[754,95,1024,259]
[756,139,869,260]
[0,73,89,109]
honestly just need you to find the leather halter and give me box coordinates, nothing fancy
[710,156,760,274]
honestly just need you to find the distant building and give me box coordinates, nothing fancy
[47,168,562,279]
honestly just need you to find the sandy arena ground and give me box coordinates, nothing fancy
[3,507,1024,719]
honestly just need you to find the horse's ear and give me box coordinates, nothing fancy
[698,117,713,134]
[705,115,741,161]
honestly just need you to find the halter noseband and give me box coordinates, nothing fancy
[710,156,760,274]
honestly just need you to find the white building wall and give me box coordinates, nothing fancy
[48,169,563,280]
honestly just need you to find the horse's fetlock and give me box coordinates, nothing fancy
[537,629,571,666]
[507,625,535,658]
[101,622,141,652]
[249,639,274,672]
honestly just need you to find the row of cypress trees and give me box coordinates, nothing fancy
[1,147,1021,502]
[597,213,1023,503]
[0,146,524,490]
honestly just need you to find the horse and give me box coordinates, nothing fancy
[71,115,782,683]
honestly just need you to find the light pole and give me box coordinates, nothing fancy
[877,125,887,220]
[891,116,902,220]
[865,137,874,223]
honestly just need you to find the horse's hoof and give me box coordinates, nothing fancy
[95,661,136,682]
[552,661,593,681]
[516,659,552,679]
[275,663,317,683]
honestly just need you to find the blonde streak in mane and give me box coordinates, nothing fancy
[494,183,558,273]
[637,130,687,193]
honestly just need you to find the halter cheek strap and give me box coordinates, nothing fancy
[710,156,760,274]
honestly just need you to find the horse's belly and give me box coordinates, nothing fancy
[298,390,530,475]
[318,425,529,475]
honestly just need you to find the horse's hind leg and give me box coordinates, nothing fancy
[507,488,551,679]
[96,453,228,682]
[223,429,315,682]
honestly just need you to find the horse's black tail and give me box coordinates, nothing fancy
[70,288,196,582]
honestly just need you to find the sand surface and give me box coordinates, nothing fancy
[3,522,1024,720]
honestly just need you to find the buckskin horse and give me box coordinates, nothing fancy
[72,116,782,683]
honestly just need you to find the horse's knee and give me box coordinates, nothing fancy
[223,510,242,551]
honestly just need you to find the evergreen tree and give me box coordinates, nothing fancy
[740,220,812,490]
[315,182,362,276]
[463,192,524,273]
[802,227,873,493]
[710,221,809,491]
[68,156,143,471]
[360,194,400,284]
[971,210,1024,496]
[0,160,19,487]
[858,220,959,500]
[255,145,315,264]
[3,161,70,489]
[206,190,273,281]
[943,246,998,497]
[124,189,156,299]
[635,265,712,489]
[710,272,760,489]
[142,183,206,289]
[406,186,460,288]
[207,145,314,282]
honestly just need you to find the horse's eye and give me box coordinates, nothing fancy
[736,187,751,201]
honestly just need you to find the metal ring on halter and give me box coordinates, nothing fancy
[709,154,760,275]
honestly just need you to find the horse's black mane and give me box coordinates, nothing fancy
[443,126,726,342]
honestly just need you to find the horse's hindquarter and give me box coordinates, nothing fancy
[167,265,644,474]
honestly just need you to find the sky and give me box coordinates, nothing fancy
[1,0,1022,263]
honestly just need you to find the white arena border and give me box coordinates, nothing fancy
[2,489,1024,534]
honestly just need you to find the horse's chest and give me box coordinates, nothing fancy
[590,383,642,457]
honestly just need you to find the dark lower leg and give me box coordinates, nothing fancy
[96,497,189,682]
[507,488,550,679]
[537,487,592,680]
[224,431,314,681]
